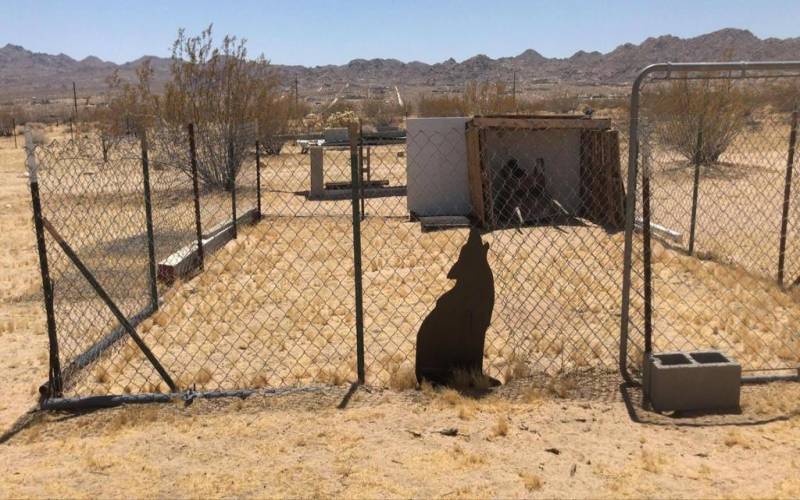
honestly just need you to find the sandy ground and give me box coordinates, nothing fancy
[2,126,800,498]
[2,379,800,498]
[0,135,48,431]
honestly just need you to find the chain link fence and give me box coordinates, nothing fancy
[25,61,800,408]
[621,62,800,381]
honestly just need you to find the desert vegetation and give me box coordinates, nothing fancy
[649,74,752,165]
[414,82,599,118]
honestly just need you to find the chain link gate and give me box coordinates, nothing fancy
[621,62,800,383]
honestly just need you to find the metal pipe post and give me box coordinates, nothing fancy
[778,108,799,286]
[26,132,63,397]
[188,124,205,270]
[228,137,237,239]
[255,140,262,218]
[139,131,159,310]
[688,130,703,255]
[349,122,365,384]
[641,143,654,356]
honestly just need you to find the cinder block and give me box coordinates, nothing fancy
[643,350,741,412]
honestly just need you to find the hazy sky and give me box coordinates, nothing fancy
[2,0,799,66]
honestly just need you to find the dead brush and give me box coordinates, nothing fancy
[640,448,668,473]
[450,368,493,391]
[519,472,543,491]
[388,362,417,391]
[490,414,509,437]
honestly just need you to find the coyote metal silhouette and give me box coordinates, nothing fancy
[415,227,495,386]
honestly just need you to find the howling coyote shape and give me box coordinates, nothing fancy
[415,227,495,386]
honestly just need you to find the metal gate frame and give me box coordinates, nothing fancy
[619,61,800,385]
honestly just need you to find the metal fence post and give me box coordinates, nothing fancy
[139,131,159,310]
[101,134,108,163]
[228,136,237,239]
[688,129,703,255]
[641,142,654,356]
[778,107,799,286]
[255,140,262,219]
[188,123,205,270]
[358,120,366,220]
[349,122,365,384]
[26,131,63,397]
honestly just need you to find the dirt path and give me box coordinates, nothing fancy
[2,382,800,498]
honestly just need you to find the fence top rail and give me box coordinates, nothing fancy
[633,61,800,88]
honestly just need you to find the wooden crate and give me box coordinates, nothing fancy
[466,115,624,229]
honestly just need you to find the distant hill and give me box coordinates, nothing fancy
[1,28,799,101]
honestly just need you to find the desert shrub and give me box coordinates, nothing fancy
[650,75,750,165]
[0,111,12,137]
[416,82,582,117]
[417,81,518,117]
[360,97,403,127]
[0,106,26,137]
[28,126,48,145]
[324,110,358,128]
[530,93,581,114]
[417,93,467,117]
[99,25,290,190]
[159,26,286,190]
[98,62,159,138]
[762,81,800,113]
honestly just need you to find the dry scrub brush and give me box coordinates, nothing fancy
[98,25,295,190]
[649,74,750,165]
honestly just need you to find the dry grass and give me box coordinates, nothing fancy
[3,124,800,498]
[15,120,800,401]
[519,472,544,491]
[490,414,509,437]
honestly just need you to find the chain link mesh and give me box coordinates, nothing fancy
[28,68,800,402]
[622,67,800,379]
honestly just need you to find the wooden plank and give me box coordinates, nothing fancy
[158,208,258,283]
[579,129,625,229]
[465,122,485,227]
[479,113,592,120]
[635,218,683,243]
[310,185,407,201]
[325,179,389,190]
[419,215,471,232]
[471,116,611,131]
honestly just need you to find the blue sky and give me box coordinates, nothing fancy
[2,0,799,66]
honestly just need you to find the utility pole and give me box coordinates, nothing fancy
[512,70,517,111]
[294,77,299,111]
[12,117,17,148]
[72,82,78,119]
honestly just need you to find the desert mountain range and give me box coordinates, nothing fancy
[1,28,798,101]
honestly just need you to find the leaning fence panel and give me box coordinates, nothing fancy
[622,62,800,380]
[30,134,166,396]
